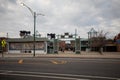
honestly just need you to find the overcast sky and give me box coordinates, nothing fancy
[0,0,120,38]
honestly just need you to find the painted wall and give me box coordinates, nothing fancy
[8,41,47,54]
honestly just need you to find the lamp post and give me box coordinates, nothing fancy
[21,2,44,57]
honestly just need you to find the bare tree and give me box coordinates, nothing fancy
[114,33,120,41]
[90,30,108,54]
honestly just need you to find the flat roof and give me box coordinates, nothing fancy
[7,37,48,42]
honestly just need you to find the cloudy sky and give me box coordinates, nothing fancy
[0,0,120,38]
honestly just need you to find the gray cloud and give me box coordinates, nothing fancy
[0,0,120,38]
[93,0,120,19]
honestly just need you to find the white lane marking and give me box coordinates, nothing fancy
[68,59,120,64]
[0,73,89,80]
[0,70,120,80]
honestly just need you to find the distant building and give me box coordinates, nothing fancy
[114,33,120,52]
[104,39,117,52]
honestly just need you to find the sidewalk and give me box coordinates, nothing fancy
[0,52,120,59]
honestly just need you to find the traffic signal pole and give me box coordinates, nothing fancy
[2,47,4,58]
[33,12,36,57]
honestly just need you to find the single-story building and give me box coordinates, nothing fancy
[7,37,48,54]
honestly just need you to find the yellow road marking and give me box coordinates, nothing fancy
[18,59,23,64]
[61,61,67,64]
[51,60,58,64]
[50,60,67,64]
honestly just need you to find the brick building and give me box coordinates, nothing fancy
[114,33,120,52]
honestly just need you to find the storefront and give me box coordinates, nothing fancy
[7,37,48,54]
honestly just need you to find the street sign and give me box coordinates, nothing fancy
[1,39,6,47]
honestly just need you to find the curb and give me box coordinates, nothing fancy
[0,52,120,59]
[1,55,120,59]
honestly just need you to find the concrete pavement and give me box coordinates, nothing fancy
[0,51,120,59]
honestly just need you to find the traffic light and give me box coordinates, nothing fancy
[47,33,55,39]
[20,30,31,38]
[51,33,55,39]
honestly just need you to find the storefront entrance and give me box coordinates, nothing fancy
[59,40,75,53]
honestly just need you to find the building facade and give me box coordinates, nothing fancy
[1,31,120,54]
[114,33,120,52]
[7,37,48,54]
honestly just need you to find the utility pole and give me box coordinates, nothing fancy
[21,2,44,57]
[75,29,77,54]
[33,12,36,57]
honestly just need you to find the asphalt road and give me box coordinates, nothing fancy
[0,58,120,80]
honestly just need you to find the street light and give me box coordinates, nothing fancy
[21,2,44,57]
